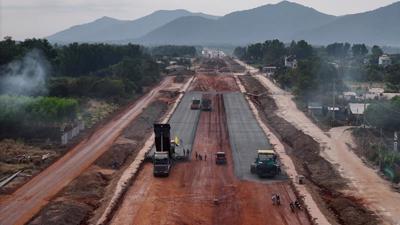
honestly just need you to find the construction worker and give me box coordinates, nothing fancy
[276,194,281,205]
[195,152,198,160]
[204,154,207,161]
[183,150,186,157]
[295,199,302,210]
[186,149,189,157]
[290,202,295,212]
[272,194,277,205]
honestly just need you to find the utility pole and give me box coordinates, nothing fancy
[379,128,383,169]
[332,78,336,126]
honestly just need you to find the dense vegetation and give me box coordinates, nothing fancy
[0,37,197,141]
[365,97,400,131]
[0,37,161,99]
[234,40,400,99]
[149,45,196,57]
[235,39,341,100]
[0,95,79,138]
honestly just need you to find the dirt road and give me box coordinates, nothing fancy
[111,93,311,225]
[0,77,173,225]
[253,70,400,224]
[329,127,400,225]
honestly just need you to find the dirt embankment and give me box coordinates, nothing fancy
[28,99,170,225]
[191,74,239,92]
[239,75,379,225]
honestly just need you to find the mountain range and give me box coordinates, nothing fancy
[47,1,400,46]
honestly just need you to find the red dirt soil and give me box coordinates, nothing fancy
[0,77,173,225]
[190,74,239,92]
[110,94,311,225]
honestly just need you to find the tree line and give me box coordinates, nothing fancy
[0,37,184,99]
[234,39,342,100]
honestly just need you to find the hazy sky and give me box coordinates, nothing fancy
[1,0,398,40]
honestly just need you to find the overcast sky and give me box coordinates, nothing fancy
[1,0,398,40]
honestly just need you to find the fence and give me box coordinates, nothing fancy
[61,121,85,145]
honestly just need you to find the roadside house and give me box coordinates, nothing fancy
[165,65,186,74]
[347,103,369,125]
[262,66,277,76]
[307,102,323,116]
[379,54,392,67]
[284,55,297,69]
[342,92,357,101]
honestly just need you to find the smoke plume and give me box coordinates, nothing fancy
[0,49,50,96]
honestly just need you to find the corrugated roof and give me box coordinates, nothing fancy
[349,103,369,115]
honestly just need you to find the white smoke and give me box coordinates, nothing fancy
[0,49,50,96]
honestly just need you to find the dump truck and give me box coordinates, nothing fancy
[153,124,174,177]
[201,95,212,111]
[215,152,227,165]
[250,150,280,178]
[190,99,201,110]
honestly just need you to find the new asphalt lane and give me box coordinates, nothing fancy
[224,92,287,181]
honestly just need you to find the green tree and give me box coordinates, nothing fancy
[326,42,350,58]
[352,44,368,57]
[288,40,313,60]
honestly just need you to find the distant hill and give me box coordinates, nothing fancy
[140,1,337,45]
[47,10,219,43]
[48,1,400,46]
[297,2,400,46]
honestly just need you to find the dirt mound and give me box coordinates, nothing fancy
[95,143,134,170]
[191,74,239,92]
[239,75,379,225]
[29,199,92,225]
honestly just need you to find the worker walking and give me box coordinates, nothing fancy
[272,194,277,205]
[204,154,207,161]
[276,194,281,205]
[195,152,198,160]
[290,202,295,212]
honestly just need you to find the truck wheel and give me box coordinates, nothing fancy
[250,164,256,174]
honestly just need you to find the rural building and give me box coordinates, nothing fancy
[284,55,297,69]
[379,54,392,67]
[262,66,277,76]
[364,87,384,100]
[165,65,186,74]
[347,103,369,125]
[382,93,400,100]
[327,106,347,121]
[342,92,357,101]
[307,102,323,116]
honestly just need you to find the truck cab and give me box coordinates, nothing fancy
[153,152,171,177]
[191,99,201,110]
[215,152,227,164]
[250,150,280,178]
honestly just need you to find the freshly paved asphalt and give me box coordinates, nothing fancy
[149,91,202,157]
[224,92,286,182]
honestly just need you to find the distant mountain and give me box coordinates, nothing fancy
[139,1,337,45]
[47,10,219,43]
[48,1,400,46]
[297,2,400,46]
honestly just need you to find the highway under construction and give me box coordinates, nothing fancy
[110,73,311,225]
[0,58,315,225]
